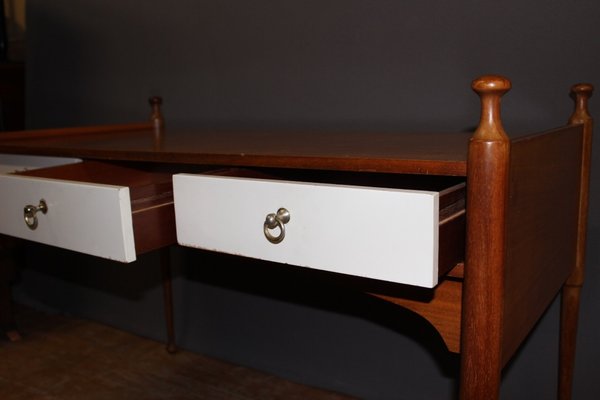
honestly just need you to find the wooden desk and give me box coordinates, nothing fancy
[0,76,593,399]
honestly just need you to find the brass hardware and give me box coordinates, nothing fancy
[24,199,48,230]
[263,207,290,244]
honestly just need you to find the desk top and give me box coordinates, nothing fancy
[0,125,471,176]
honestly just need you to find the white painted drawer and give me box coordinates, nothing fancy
[173,171,465,288]
[0,154,81,174]
[0,160,175,262]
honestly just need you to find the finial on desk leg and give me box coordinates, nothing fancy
[149,96,165,133]
[471,75,511,141]
[569,83,593,125]
[149,96,165,149]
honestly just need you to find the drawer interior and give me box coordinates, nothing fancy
[200,167,466,224]
[15,161,173,208]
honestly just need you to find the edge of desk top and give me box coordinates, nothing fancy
[0,125,472,176]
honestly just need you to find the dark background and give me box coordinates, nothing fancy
[12,1,600,399]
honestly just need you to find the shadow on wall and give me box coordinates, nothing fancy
[15,241,461,398]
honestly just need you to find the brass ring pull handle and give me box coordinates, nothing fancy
[24,199,48,230]
[263,208,290,244]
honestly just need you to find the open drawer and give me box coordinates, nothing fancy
[0,158,175,262]
[0,154,81,174]
[173,169,465,288]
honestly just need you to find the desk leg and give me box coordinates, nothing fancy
[558,284,581,400]
[459,76,511,400]
[558,83,593,400]
[459,285,503,400]
[160,247,177,353]
[1,265,22,341]
[1,239,21,342]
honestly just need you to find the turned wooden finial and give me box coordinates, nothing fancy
[472,75,511,141]
[569,83,593,125]
[149,96,165,133]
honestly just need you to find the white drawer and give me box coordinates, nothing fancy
[0,160,175,262]
[173,171,465,288]
[0,154,81,174]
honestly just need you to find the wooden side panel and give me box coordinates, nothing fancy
[502,125,583,364]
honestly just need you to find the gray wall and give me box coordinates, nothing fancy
[15,1,600,399]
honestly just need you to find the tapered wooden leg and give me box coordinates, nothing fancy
[459,76,511,400]
[160,247,177,353]
[1,238,21,341]
[1,270,22,341]
[558,83,594,400]
[558,284,582,400]
[459,339,502,400]
[459,290,503,400]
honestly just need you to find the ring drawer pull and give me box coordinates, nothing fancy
[263,208,290,244]
[24,199,48,230]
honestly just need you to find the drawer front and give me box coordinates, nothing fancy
[0,174,136,262]
[174,174,441,288]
